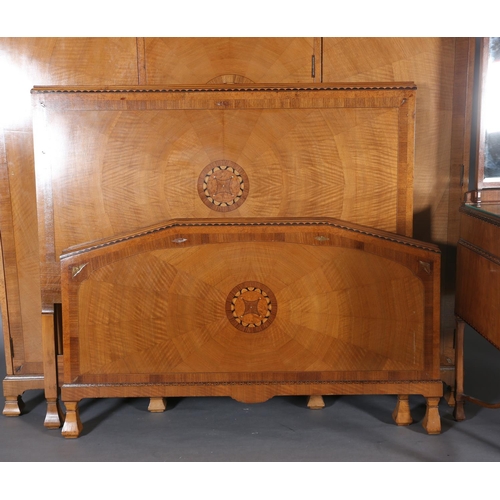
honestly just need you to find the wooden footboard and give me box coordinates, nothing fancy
[59,218,442,437]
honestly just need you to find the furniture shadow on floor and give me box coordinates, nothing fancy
[64,398,131,437]
[341,394,452,435]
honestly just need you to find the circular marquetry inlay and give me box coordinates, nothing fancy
[197,160,249,212]
[226,281,277,333]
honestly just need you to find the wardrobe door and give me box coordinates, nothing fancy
[322,37,475,390]
[0,37,139,415]
[142,37,321,84]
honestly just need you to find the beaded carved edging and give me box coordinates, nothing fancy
[65,379,439,388]
[61,219,441,259]
[32,83,417,94]
[458,238,500,267]
[460,205,500,228]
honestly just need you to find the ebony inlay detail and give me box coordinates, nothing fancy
[198,160,249,212]
[226,281,277,333]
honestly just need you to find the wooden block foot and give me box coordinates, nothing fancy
[307,395,325,410]
[2,396,24,417]
[61,402,82,438]
[392,394,413,426]
[44,399,64,428]
[148,397,167,413]
[422,397,441,434]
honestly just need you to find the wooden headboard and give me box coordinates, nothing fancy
[32,83,416,309]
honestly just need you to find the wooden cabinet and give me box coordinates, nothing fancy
[456,201,500,343]
[454,38,500,418]
[454,197,500,418]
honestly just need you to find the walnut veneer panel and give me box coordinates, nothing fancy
[454,200,500,419]
[77,243,424,376]
[3,132,43,369]
[323,38,457,245]
[32,84,416,310]
[0,38,140,403]
[0,129,44,375]
[0,221,11,373]
[0,38,139,130]
[322,38,475,388]
[0,130,40,376]
[456,204,500,349]
[0,132,14,374]
[143,38,320,84]
[60,219,441,397]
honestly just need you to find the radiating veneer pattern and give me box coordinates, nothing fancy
[2,38,468,430]
[32,84,416,309]
[143,38,321,85]
[60,218,442,437]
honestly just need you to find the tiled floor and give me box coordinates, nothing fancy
[1,324,499,462]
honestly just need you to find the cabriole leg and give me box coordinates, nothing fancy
[422,397,441,434]
[148,397,167,412]
[392,394,413,426]
[307,395,325,410]
[61,401,82,438]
